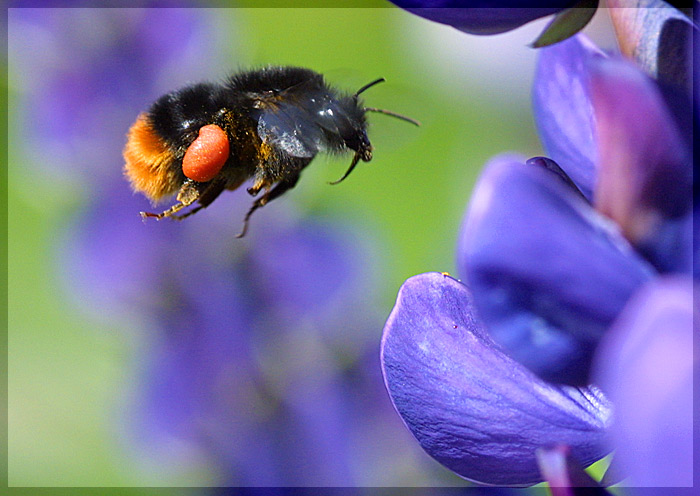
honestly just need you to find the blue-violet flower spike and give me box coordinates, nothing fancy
[381,272,612,486]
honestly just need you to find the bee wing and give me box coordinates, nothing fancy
[257,104,323,159]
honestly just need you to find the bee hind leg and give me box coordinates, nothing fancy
[236,172,300,238]
[140,180,201,220]
[171,178,227,220]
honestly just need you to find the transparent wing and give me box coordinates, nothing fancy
[257,103,323,158]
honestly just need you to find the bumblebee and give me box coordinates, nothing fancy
[123,66,418,237]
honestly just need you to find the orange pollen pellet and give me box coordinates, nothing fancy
[182,124,230,182]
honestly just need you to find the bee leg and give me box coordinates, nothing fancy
[236,173,301,238]
[328,151,362,185]
[246,177,268,197]
[140,180,200,220]
[171,177,227,220]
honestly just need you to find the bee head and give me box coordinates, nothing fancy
[328,78,419,185]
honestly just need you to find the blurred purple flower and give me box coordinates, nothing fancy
[10,7,221,187]
[389,1,575,35]
[8,6,224,318]
[13,7,451,487]
[108,198,397,486]
[66,175,418,486]
[381,33,693,486]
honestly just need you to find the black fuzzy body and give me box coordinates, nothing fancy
[146,66,372,191]
[129,66,384,235]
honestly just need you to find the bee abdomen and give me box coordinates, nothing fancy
[123,113,181,202]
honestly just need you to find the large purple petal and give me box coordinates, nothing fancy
[457,155,655,385]
[593,277,695,488]
[533,34,605,200]
[391,2,571,35]
[381,272,612,486]
[590,56,692,273]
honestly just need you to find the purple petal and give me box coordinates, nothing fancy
[590,56,692,271]
[391,2,570,35]
[693,203,700,280]
[593,277,694,488]
[533,34,605,200]
[381,272,612,486]
[695,6,700,280]
[457,155,654,385]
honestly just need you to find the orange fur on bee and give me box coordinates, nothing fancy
[123,113,179,202]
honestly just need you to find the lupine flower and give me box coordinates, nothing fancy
[461,36,691,385]
[381,33,693,487]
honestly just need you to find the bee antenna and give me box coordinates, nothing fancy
[364,107,421,126]
[354,78,386,98]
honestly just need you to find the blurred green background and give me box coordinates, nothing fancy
[7,5,613,489]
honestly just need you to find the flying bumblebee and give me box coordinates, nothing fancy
[123,66,419,237]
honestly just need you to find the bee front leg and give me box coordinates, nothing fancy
[246,177,269,197]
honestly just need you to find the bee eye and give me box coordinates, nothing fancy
[182,124,230,182]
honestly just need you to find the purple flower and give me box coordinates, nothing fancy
[389,1,575,35]
[7,6,223,318]
[68,180,435,486]
[381,33,693,486]
[61,171,432,486]
[458,154,654,386]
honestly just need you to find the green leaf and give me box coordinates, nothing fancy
[531,0,599,48]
